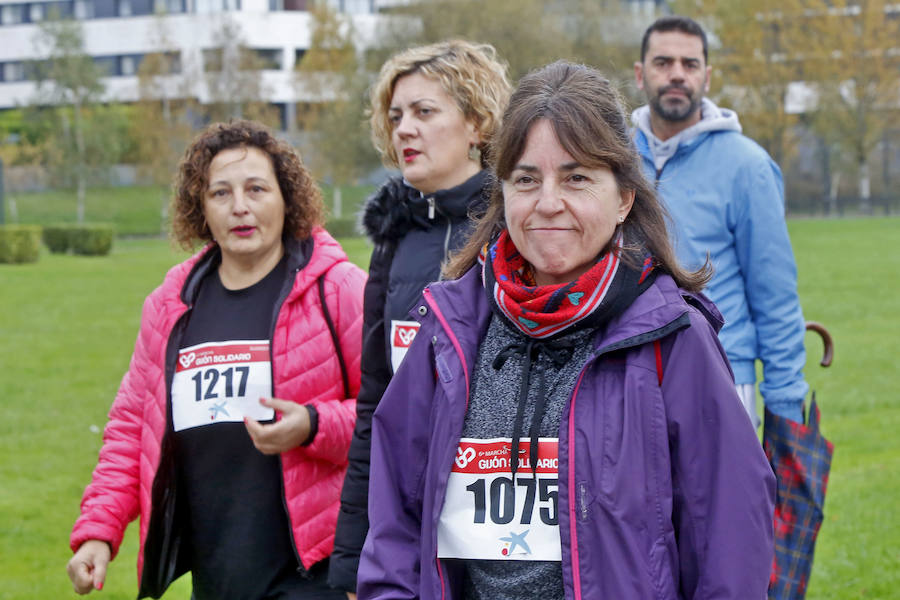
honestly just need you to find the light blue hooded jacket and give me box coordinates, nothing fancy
[633,98,808,420]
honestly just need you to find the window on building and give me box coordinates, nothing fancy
[44,1,76,19]
[283,0,308,10]
[118,0,132,15]
[254,48,281,70]
[120,54,143,75]
[94,56,118,76]
[295,48,306,64]
[1,62,26,82]
[93,0,118,18]
[129,0,153,15]
[340,0,372,13]
[194,0,217,12]
[29,2,45,21]
[74,0,93,18]
[153,0,185,13]
[1,3,25,24]
[203,48,224,72]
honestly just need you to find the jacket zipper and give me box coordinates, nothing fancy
[271,266,307,574]
[423,288,473,600]
[139,303,191,596]
[564,315,691,600]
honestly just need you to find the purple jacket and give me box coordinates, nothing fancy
[359,267,775,600]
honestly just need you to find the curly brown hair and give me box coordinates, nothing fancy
[171,119,324,249]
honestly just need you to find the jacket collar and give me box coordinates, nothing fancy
[360,170,490,244]
[632,98,742,172]
[179,235,314,306]
[427,267,722,358]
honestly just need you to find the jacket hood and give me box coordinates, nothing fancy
[632,98,742,172]
[360,170,490,245]
[427,266,723,354]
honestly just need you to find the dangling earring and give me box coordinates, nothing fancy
[468,144,482,163]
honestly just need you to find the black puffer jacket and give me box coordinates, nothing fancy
[328,170,490,592]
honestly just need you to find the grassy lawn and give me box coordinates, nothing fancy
[1,218,896,599]
[4,184,376,237]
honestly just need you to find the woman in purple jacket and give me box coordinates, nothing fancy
[357,61,775,600]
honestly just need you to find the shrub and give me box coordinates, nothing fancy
[70,224,115,255]
[324,218,361,239]
[0,225,42,263]
[42,224,72,253]
[40,223,115,256]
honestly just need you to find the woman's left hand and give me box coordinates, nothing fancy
[245,397,311,454]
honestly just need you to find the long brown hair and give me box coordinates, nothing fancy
[445,61,710,292]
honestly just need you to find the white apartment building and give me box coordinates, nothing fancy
[0,0,396,129]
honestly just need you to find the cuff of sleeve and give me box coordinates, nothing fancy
[301,405,319,446]
[764,399,804,424]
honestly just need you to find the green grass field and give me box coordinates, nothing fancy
[4,184,375,237]
[1,218,897,599]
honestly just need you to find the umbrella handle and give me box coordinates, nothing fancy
[805,321,834,367]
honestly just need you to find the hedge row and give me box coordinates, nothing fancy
[0,225,42,263]
[42,224,115,256]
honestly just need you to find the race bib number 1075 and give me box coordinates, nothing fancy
[437,437,561,561]
[171,340,274,432]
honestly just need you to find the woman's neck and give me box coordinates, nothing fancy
[217,243,285,290]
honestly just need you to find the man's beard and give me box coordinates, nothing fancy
[649,84,702,123]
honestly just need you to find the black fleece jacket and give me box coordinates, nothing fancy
[328,171,490,592]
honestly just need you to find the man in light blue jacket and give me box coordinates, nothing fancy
[633,15,809,426]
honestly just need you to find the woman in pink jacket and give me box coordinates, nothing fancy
[66,120,365,599]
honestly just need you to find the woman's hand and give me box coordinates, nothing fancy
[346,593,357,600]
[245,397,311,454]
[67,539,111,594]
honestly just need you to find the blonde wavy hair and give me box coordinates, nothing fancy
[369,39,512,169]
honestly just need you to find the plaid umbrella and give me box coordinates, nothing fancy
[765,321,835,600]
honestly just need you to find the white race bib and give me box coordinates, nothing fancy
[172,340,274,432]
[437,437,561,561]
[390,320,421,373]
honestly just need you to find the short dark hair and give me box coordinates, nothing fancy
[171,119,324,249]
[640,15,708,63]
[444,61,710,292]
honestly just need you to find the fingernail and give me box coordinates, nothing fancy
[259,397,266,405]
[96,582,103,590]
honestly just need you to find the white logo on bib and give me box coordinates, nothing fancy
[390,320,421,373]
[455,446,476,469]
[179,352,196,369]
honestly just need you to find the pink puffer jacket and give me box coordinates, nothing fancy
[70,228,365,584]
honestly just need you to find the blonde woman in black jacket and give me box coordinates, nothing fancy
[328,40,511,598]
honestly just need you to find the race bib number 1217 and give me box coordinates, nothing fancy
[171,340,274,432]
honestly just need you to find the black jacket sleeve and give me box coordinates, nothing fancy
[328,240,395,592]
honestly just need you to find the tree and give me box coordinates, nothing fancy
[800,0,900,214]
[130,16,198,232]
[671,0,808,168]
[203,17,279,126]
[29,17,122,222]
[296,1,379,217]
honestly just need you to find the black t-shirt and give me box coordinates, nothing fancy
[174,256,311,599]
